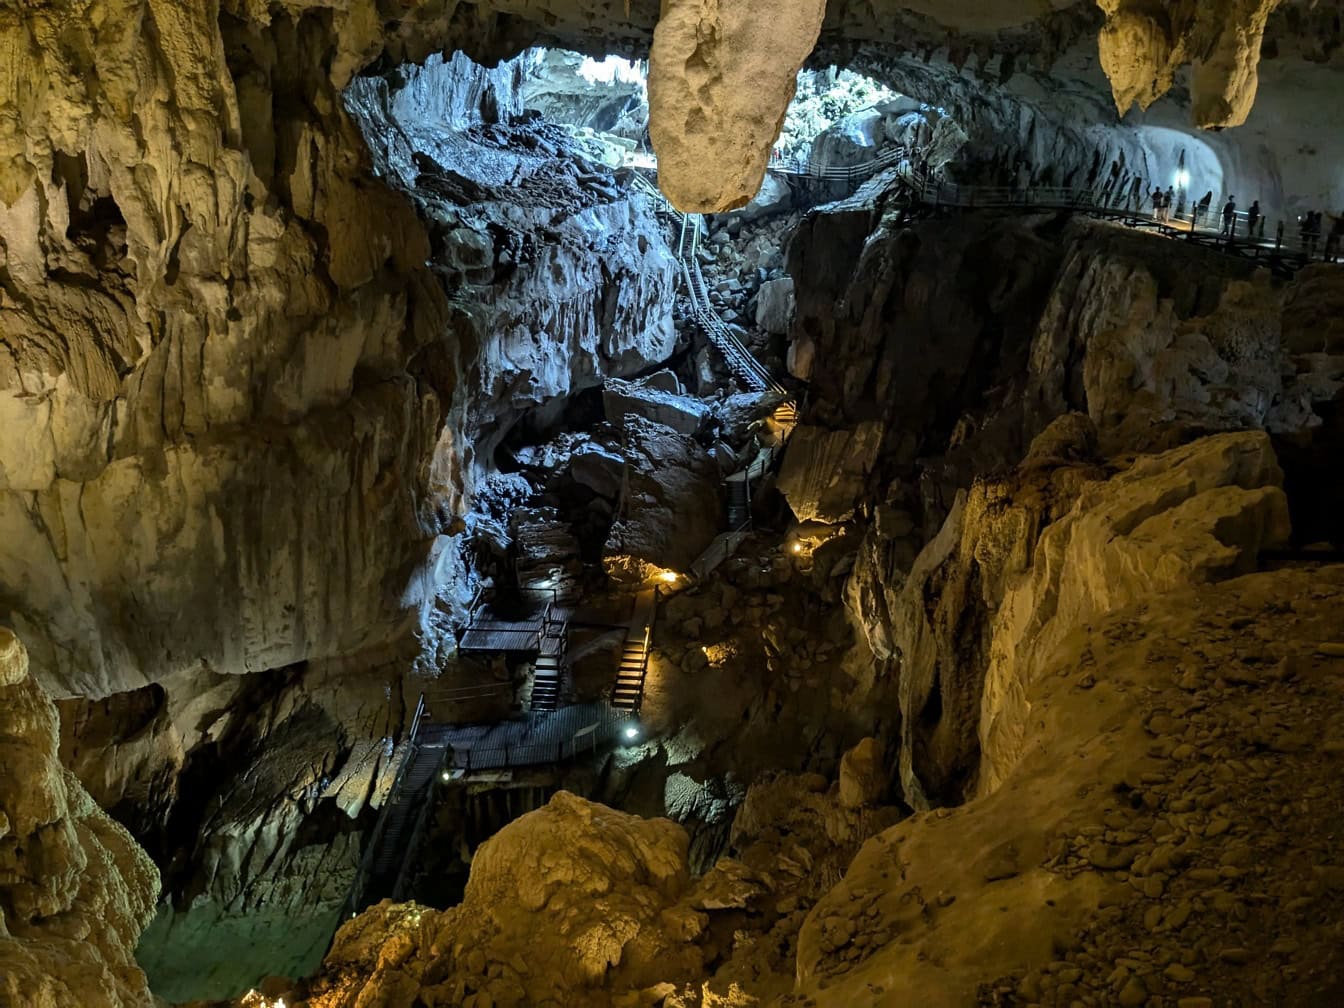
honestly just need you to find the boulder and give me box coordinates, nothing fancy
[776,422,884,524]
[605,416,722,573]
[649,0,826,211]
[733,173,794,225]
[839,737,886,809]
[570,441,625,499]
[604,377,708,438]
[756,276,796,335]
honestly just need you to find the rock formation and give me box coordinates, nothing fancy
[1096,0,1284,127]
[0,628,159,1008]
[649,0,827,211]
[2,0,1343,1004]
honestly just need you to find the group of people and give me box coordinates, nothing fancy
[1303,210,1344,260]
[1149,185,1178,222]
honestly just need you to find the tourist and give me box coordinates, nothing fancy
[1164,186,1176,223]
[1307,211,1323,257]
[1194,190,1213,229]
[1151,187,1163,218]
[1221,196,1237,236]
[1247,200,1261,240]
[1322,213,1343,261]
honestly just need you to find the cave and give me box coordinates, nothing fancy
[3,3,1344,1007]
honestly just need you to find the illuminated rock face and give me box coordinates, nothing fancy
[0,628,159,1008]
[649,0,827,211]
[1096,0,1284,127]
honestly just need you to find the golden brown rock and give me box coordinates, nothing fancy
[0,628,160,1008]
[649,0,826,211]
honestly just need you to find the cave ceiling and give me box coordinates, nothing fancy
[4,1,1344,212]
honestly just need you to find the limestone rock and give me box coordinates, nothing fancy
[0,628,159,1008]
[604,377,709,437]
[649,0,827,212]
[777,423,884,524]
[838,737,886,810]
[1096,0,1284,128]
[871,431,1289,808]
[605,416,722,574]
[796,564,1344,1007]
[755,277,796,336]
[306,792,707,1005]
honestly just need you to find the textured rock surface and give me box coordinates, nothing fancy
[777,423,884,524]
[605,416,721,574]
[862,430,1290,808]
[1096,0,1283,127]
[302,791,705,1006]
[0,628,159,1008]
[649,0,827,211]
[795,563,1344,1007]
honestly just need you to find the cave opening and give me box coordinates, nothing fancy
[7,6,1344,1008]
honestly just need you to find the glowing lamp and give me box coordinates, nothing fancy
[441,771,451,782]
[659,571,678,583]
[791,542,803,554]
[1175,170,1190,188]
[624,726,640,740]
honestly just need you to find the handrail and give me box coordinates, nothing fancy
[630,169,791,397]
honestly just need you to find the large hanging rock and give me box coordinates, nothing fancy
[649,0,827,212]
[1095,0,1284,128]
[0,628,160,1008]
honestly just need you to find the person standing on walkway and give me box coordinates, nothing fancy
[1247,200,1261,241]
[1325,215,1344,262]
[1222,196,1238,236]
[1194,190,1213,229]
[1151,187,1163,218]
[1164,186,1176,223]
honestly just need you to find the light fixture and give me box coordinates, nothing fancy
[624,725,640,740]
[1175,170,1190,188]
[441,771,451,782]
[791,542,803,554]
[659,570,678,583]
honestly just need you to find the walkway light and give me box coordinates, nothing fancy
[440,771,451,782]
[791,542,803,554]
[624,725,641,740]
[659,570,678,584]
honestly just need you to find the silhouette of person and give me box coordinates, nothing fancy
[1222,196,1237,236]
[1247,200,1261,240]
[1195,190,1213,228]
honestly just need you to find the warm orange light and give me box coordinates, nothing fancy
[791,542,803,554]
[659,571,679,583]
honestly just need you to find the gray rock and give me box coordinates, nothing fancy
[756,277,795,335]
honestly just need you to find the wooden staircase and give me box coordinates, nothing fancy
[531,617,568,712]
[612,589,656,713]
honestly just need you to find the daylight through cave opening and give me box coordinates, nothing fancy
[3,4,1344,1007]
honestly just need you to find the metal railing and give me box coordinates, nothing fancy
[446,704,627,772]
[768,142,916,183]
